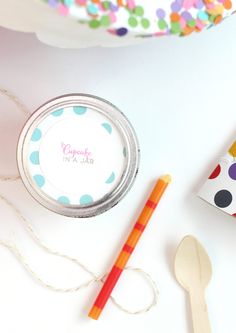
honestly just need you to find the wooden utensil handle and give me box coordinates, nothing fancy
[189,290,211,333]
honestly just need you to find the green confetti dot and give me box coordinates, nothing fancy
[171,22,181,34]
[89,20,100,29]
[134,6,144,17]
[158,19,168,30]
[141,18,150,29]
[209,15,216,23]
[187,19,196,28]
[128,16,138,28]
[102,1,110,10]
[100,15,111,27]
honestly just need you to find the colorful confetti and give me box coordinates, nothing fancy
[41,0,236,39]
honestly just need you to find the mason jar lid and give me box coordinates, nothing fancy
[17,94,140,218]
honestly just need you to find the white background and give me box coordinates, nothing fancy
[0,17,236,333]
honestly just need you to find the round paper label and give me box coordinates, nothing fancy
[27,105,126,206]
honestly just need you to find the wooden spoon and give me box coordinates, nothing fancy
[174,235,212,333]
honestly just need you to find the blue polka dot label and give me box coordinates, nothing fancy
[198,140,236,218]
[28,105,124,204]
[17,95,139,217]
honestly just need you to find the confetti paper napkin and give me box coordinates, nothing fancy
[198,141,236,217]
[0,0,235,48]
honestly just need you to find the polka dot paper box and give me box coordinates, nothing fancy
[0,0,235,48]
[198,141,236,217]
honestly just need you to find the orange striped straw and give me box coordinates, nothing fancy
[88,175,171,320]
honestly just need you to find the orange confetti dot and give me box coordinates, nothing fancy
[214,15,223,24]
[117,0,125,6]
[170,12,180,22]
[204,0,214,4]
[182,26,194,36]
[224,0,232,10]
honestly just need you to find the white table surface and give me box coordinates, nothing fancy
[0,17,236,333]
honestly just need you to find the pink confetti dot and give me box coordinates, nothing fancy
[109,12,117,23]
[196,18,205,29]
[58,4,69,16]
[183,0,195,9]
[127,0,135,10]
[179,17,187,28]
[75,0,87,5]
[206,3,215,9]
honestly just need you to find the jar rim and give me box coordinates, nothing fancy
[17,94,140,218]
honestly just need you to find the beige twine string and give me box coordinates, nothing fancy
[0,88,159,314]
[0,88,31,182]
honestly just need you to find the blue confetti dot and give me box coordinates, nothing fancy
[102,123,112,134]
[30,151,40,165]
[73,106,87,115]
[64,0,73,6]
[106,172,115,184]
[52,109,64,117]
[31,128,42,141]
[58,196,70,205]
[198,11,208,21]
[33,175,45,188]
[80,195,93,205]
[87,4,98,15]
[116,27,128,36]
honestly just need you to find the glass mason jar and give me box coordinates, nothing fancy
[17,94,140,218]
